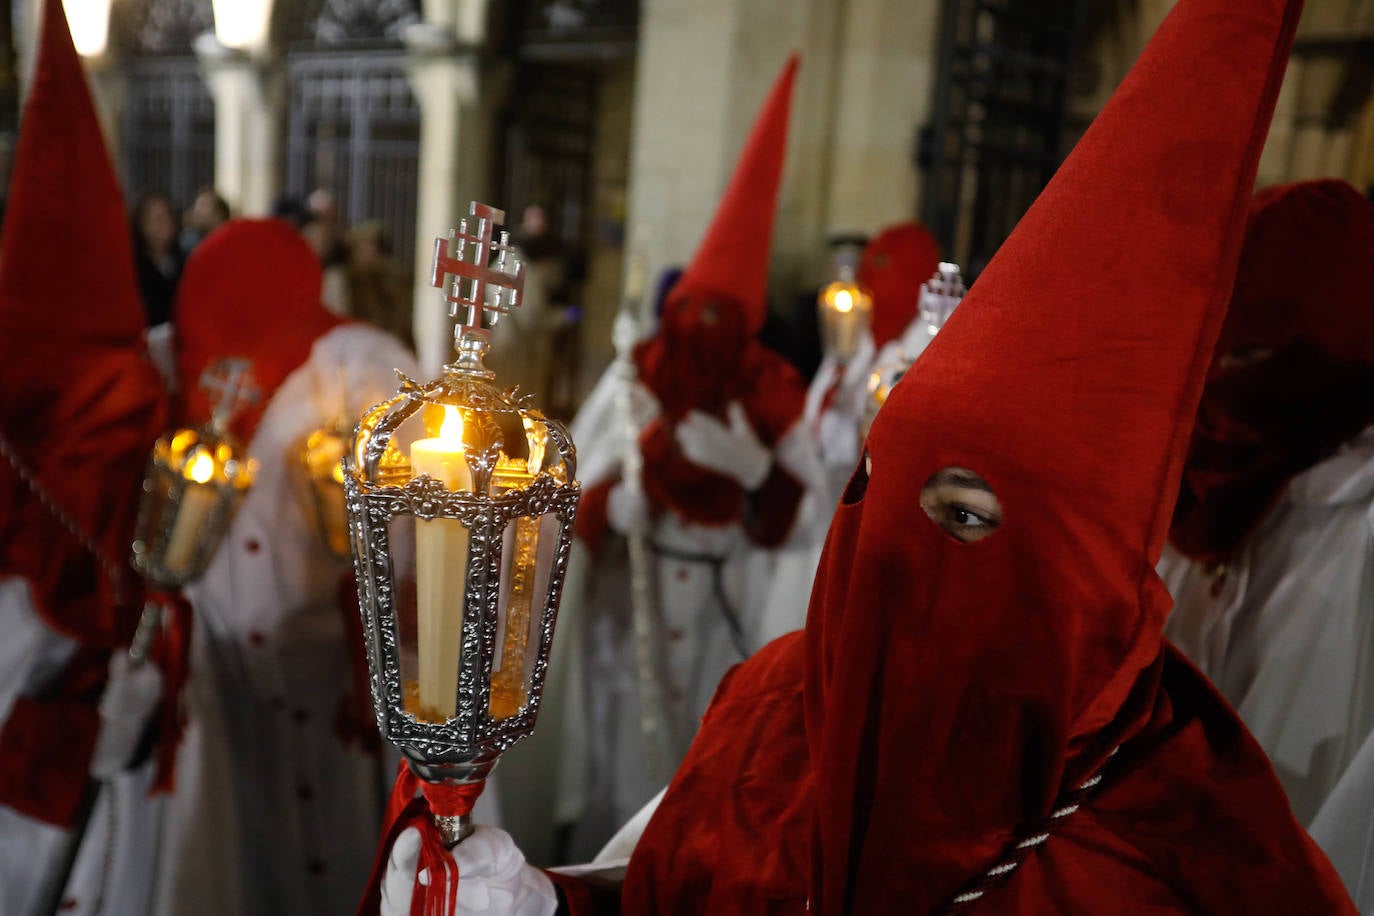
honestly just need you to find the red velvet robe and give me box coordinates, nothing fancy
[549,633,1351,914]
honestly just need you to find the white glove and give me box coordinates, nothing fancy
[674,402,772,490]
[817,409,861,472]
[607,481,650,536]
[381,826,557,916]
[90,653,163,779]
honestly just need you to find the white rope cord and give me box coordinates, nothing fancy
[941,746,1121,912]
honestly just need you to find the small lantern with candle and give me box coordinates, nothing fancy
[817,238,874,364]
[345,202,579,847]
[299,421,352,559]
[132,358,258,588]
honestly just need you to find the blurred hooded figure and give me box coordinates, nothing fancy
[159,218,431,915]
[1159,179,1374,896]
[564,53,810,858]
[442,54,811,869]
[0,2,168,912]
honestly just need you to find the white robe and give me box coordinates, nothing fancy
[1161,431,1374,828]
[518,359,808,862]
[0,579,165,916]
[1311,728,1374,913]
[758,318,940,642]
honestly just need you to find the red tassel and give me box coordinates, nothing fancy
[146,590,194,794]
[357,762,486,916]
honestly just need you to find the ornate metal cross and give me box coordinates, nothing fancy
[431,202,526,335]
[201,357,259,431]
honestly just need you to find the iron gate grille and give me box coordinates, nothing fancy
[921,0,1085,278]
[285,50,421,261]
[120,56,215,207]
[500,66,597,250]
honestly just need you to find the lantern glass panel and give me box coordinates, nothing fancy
[490,511,561,720]
[387,512,474,725]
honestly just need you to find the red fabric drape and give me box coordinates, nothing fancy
[146,590,194,794]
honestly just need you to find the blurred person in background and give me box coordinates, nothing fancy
[131,190,184,329]
[346,221,413,346]
[180,187,231,254]
[300,212,351,316]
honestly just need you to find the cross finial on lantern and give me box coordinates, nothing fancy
[201,357,259,433]
[431,202,526,344]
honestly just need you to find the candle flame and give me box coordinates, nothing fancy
[833,288,854,314]
[187,451,216,484]
[439,405,464,447]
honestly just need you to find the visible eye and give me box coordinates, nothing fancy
[950,505,993,528]
[920,467,1002,544]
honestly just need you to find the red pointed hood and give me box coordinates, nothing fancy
[803,0,1302,911]
[674,53,798,332]
[858,221,941,347]
[0,0,166,645]
[175,218,342,443]
[635,55,798,418]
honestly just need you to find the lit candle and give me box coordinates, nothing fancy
[410,406,472,722]
[163,450,218,577]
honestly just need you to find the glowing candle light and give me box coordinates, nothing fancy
[162,450,218,577]
[410,406,472,722]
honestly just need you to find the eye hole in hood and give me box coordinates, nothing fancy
[920,466,1003,543]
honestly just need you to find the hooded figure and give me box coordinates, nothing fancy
[0,1,170,912]
[383,0,1353,912]
[757,224,945,643]
[536,54,813,861]
[1160,182,1374,847]
[157,219,427,915]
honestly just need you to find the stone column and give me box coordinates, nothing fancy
[194,36,283,216]
[403,20,487,374]
[82,56,126,155]
[623,0,942,312]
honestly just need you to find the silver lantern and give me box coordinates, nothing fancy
[132,358,258,589]
[863,262,967,439]
[344,202,579,845]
